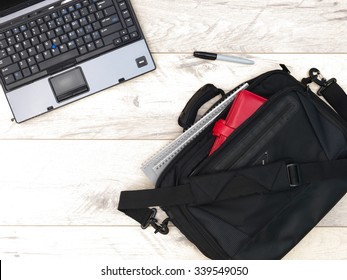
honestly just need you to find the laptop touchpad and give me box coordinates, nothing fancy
[49,67,89,102]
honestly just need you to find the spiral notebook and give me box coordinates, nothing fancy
[141,83,249,183]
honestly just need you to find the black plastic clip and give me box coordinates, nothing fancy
[308,68,337,96]
[287,163,302,187]
[141,208,170,235]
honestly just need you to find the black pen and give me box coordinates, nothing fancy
[194,51,254,65]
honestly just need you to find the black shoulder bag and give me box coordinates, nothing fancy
[118,67,347,259]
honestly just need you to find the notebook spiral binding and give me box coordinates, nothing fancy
[142,83,249,183]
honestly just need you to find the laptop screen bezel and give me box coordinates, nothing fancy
[0,0,45,17]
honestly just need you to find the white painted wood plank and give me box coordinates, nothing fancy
[0,54,347,139]
[131,0,347,53]
[0,226,345,259]
[0,140,345,226]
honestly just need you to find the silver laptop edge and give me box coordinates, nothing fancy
[0,0,156,123]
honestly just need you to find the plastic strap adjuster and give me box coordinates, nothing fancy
[287,163,302,187]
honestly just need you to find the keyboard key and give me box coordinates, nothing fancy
[15,33,25,42]
[47,30,56,39]
[31,37,40,46]
[79,17,88,26]
[4,74,15,85]
[92,31,101,40]
[96,11,104,20]
[19,60,28,69]
[104,6,116,16]
[63,24,72,33]
[13,27,20,35]
[6,46,15,55]
[44,15,51,22]
[51,12,59,19]
[68,41,77,49]
[12,54,21,63]
[76,28,85,37]
[1,63,20,75]
[37,18,44,25]
[43,50,52,60]
[122,10,130,19]
[63,14,72,24]
[39,49,79,70]
[82,0,89,6]
[35,53,44,63]
[61,8,68,15]
[22,68,31,77]
[48,20,57,30]
[120,29,127,36]
[51,48,60,56]
[22,40,31,49]
[32,27,40,36]
[30,65,39,74]
[28,47,37,56]
[36,44,45,53]
[0,57,13,68]
[97,0,113,10]
[60,34,69,44]
[0,34,4,40]
[68,31,77,40]
[130,31,138,39]
[87,42,95,52]
[125,18,133,27]
[39,33,48,43]
[87,14,96,23]
[27,57,36,66]
[92,21,101,30]
[80,7,89,17]
[72,11,81,20]
[95,39,104,48]
[40,24,49,33]
[85,24,93,33]
[79,45,88,54]
[71,20,80,30]
[101,15,119,27]
[119,1,127,10]
[100,23,122,37]
[68,6,75,13]
[20,25,28,32]
[29,21,37,28]
[88,4,97,13]
[5,30,13,38]
[55,27,64,36]
[83,34,92,43]
[15,43,24,52]
[52,37,61,46]
[76,38,84,46]
[20,50,29,60]
[59,44,68,53]
[14,71,23,81]
[8,37,16,46]
[44,41,53,50]
[76,3,82,9]
[0,40,8,49]
[102,32,120,45]
[0,50,7,59]
[23,30,32,39]
[56,17,64,26]
[122,35,130,42]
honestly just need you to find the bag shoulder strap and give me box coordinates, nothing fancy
[118,159,347,234]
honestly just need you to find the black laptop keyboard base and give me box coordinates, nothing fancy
[0,0,142,91]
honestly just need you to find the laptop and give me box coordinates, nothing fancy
[0,0,155,122]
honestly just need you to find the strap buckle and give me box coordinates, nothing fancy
[287,163,302,187]
[141,208,170,235]
[308,68,337,96]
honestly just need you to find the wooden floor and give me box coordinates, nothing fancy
[0,0,346,259]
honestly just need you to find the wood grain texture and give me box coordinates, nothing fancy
[0,140,345,226]
[0,227,345,259]
[0,0,346,260]
[1,54,347,140]
[131,0,347,53]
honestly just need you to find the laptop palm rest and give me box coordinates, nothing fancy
[49,67,89,102]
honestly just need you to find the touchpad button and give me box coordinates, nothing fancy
[49,67,89,102]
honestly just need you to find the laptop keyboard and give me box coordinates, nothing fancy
[0,0,142,91]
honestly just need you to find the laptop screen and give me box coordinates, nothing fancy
[0,0,45,17]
